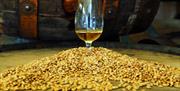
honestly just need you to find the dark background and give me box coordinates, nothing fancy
[0,0,180,52]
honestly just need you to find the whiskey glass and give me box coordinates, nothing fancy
[75,0,104,48]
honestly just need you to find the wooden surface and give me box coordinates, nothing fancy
[19,0,38,38]
[0,48,179,91]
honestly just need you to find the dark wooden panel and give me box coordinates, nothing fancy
[0,0,17,11]
[39,0,65,16]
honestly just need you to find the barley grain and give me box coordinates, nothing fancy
[0,47,179,91]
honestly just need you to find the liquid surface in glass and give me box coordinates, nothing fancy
[76,29,102,43]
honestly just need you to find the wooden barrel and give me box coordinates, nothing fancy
[1,0,160,41]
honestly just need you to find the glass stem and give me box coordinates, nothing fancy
[85,42,92,48]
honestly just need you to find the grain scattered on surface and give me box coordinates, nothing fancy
[0,47,179,91]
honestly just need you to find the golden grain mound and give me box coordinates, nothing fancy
[0,47,180,91]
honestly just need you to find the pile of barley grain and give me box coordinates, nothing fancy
[0,47,179,91]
